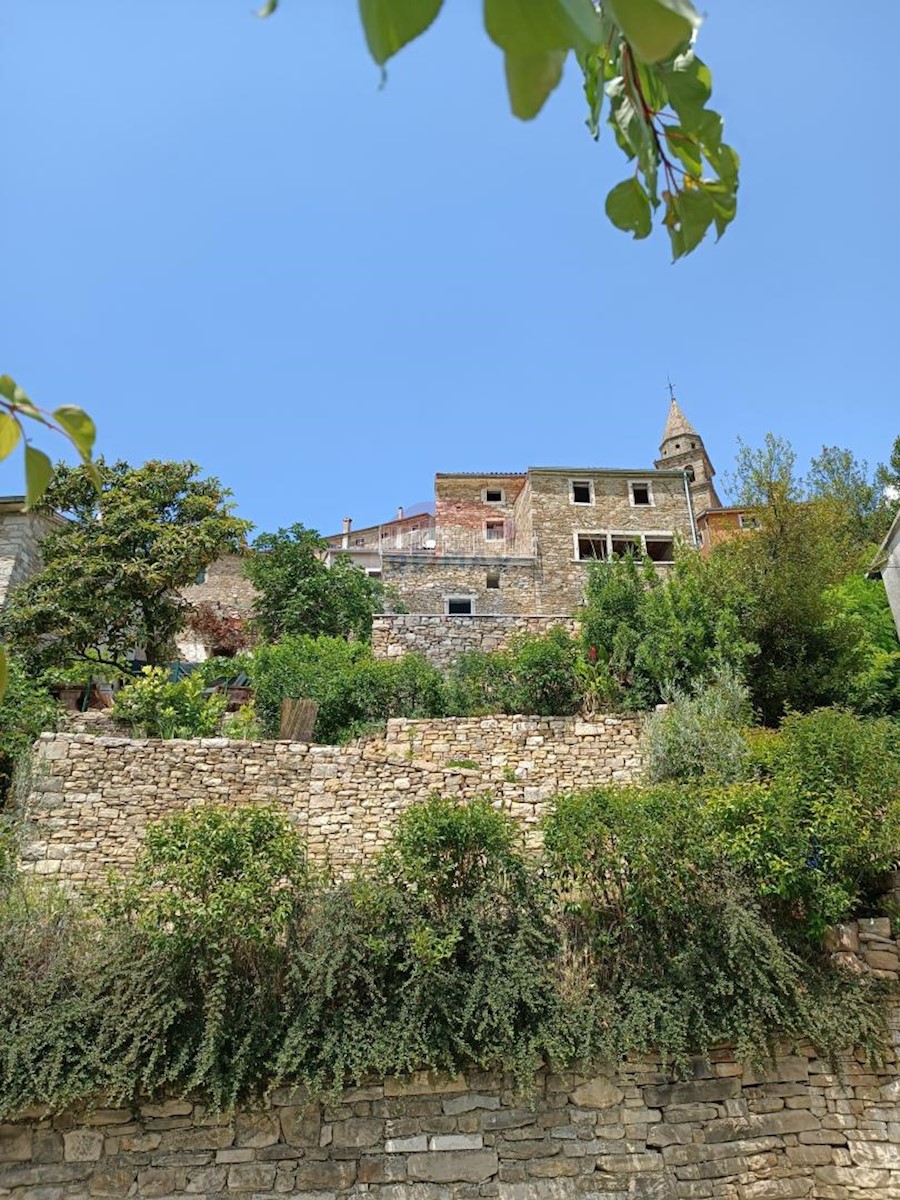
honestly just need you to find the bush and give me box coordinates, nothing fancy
[0,657,61,804]
[445,627,581,717]
[542,784,886,1064]
[248,636,446,742]
[708,708,900,935]
[112,667,226,738]
[645,667,752,784]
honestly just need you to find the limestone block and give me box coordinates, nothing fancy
[63,1133,104,1163]
[225,1161,276,1190]
[406,1149,498,1183]
[569,1076,624,1109]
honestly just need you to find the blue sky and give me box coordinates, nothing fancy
[2,2,898,535]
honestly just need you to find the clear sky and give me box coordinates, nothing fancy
[2,2,898,536]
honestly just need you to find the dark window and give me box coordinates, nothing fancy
[611,536,641,558]
[486,571,500,589]
[485,520,505,541]
[631,482,651,506]
[572,481,592,504]
[485,489,503,503]
[447,598,473,615]
[577,535,608,560]
[645,538,674,563]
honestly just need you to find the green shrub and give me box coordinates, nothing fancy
[0,657,60,804]
[222,703,264,741]
[541,784,886,1064]
[645,667,752,784]
[708,708,900,935]
[446,628,581,717]
[112,667,226,738]
[248,636,446,742]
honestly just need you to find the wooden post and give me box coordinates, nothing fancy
[279,698,319,741]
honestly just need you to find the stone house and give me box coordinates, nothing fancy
[327,398,722,617]
[0,495,63,610]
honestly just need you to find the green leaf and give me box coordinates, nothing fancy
[359,0,444,66]
[255,0,278,14]
[53,406,97,459]
[0,375,15,402]
[505,51,566,119]
[24,445,53,510]
[664,126,702,176]
[581,51,606,138]
[607,0,700,64]
[484,0,601,57]
[0,645,7,701]
[605,178,652,239]
[660,51,712,124]
[669,186,715,258]
[0,412,21,461]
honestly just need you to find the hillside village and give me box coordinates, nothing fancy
[2,405,900,1200]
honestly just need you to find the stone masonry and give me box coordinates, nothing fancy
[371,616,579,669]
[3,1001,900,1200]
[0,504,58,608]
[19,715,643,886]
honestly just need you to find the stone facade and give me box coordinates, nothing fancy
[380,560,540,618]
[19,715,643,886]
[372,616,579,669]
[3,1001,900,1200]
[0,501,58,608]
[179,554,256,619]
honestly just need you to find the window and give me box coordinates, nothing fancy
[571,480,593,505]
[629,480,653,507]
[446,597,474,615]
[354,537,366,546]
[486,570,500,589]
[611,535,642,558]
[485,519,505,541]
[577,534,608,560]
[738,514,761,530]
[645,538,674,563]
[366,569,382,579]
[483,487,505,504]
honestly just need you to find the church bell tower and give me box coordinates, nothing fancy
[654,397,721,513]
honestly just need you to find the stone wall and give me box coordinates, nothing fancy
[371,615,579,668]
[3,1003,900,1200]
[179,555,257,619]
[20,715,642,886]
[380,558,539,617]
[0,507,57,608]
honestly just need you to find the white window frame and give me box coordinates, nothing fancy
[628,479,655,508]
[570,478,594,506]
[484,519,506,542]
[445,595,476,616]
[738,513,761,530]
[482,486,506,504]
[573,530,675,563]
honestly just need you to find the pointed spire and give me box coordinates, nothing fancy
[660,397,698,449]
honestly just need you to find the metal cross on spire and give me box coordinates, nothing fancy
[666,377,677,401]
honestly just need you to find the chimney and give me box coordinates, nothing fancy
[396,506,404,520]
[341,517,351,550]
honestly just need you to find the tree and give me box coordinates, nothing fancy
[261,0,739,258]
[244,523,398,643]
[808,445,893,550]
[2,460,250,671]
[875,434,900,505]
[0,375,97,697]
[0,656,60,804]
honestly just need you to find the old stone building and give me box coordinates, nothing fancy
[327,398,721,617]
[0,496,62,609]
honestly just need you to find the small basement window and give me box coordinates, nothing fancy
[485,520,505,541]
[571,480,593,505]
[629,481,653,507]
[645,538,674,563]
[611,535,642,558]
[739,514,761,530]
[484,487,505,504]
[446,597,474,616]
[577,535,608,560]
[486,570,500,589]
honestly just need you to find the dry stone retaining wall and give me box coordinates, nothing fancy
[371,615,579,668]
[20,715,642,887]
[3,1004,900,1200]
